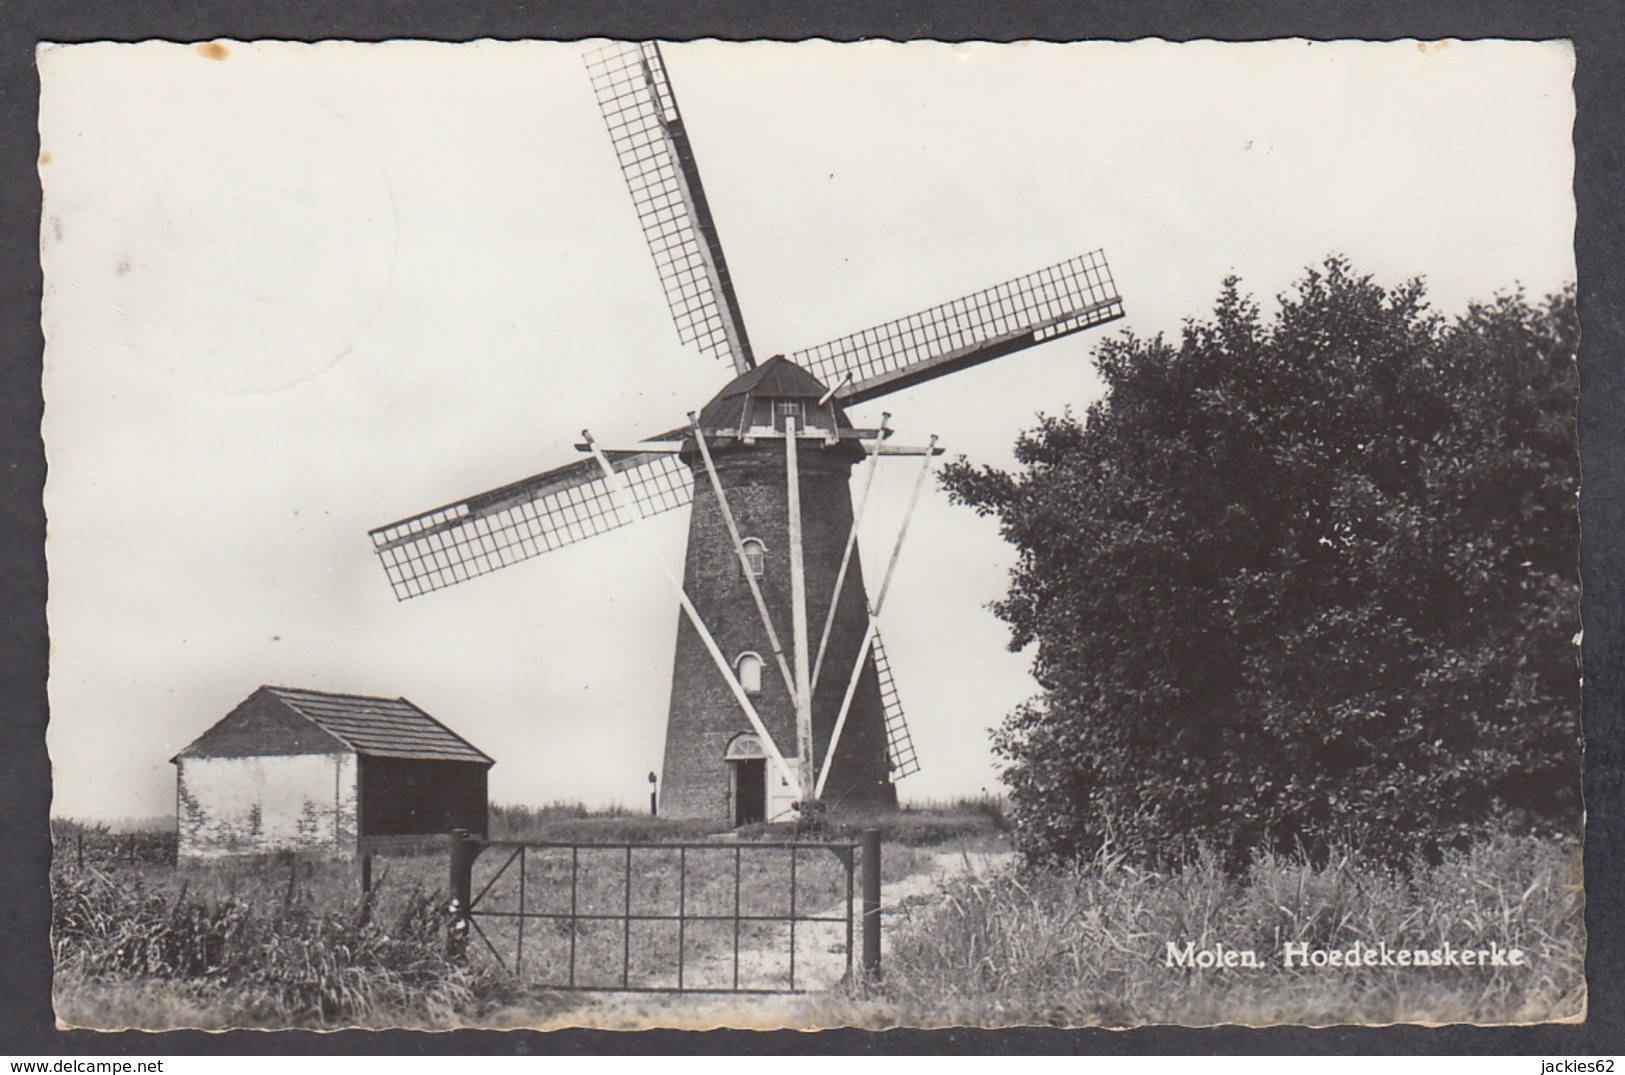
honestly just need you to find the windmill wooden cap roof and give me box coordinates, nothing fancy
[696,355,855,431]
[713,354,831,401]
[174,686,495,765]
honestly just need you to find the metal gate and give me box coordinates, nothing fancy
[446,829,881,993]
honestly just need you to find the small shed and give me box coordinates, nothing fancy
[172,686,494,860]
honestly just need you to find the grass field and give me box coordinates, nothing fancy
[49,804,942,1029]
[488,796,1012,848]
[48,807,1583,1030]
[873,834,1585,1027]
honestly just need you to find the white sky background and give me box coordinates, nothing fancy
[39,39,1575,822]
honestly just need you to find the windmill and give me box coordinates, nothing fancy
[369,42,1124,824]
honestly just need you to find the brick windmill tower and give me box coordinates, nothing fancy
[663,357,899,820]
[369,43,1124,824]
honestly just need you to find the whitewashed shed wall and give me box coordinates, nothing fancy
[177,752,358,860]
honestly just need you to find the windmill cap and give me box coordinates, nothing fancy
[696,355,854,429]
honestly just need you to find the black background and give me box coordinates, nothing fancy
[3,0,1620,1056]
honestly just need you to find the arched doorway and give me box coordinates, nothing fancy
[723,732,769,826]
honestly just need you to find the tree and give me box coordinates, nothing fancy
[942,259,1580,867]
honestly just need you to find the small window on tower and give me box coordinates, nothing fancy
[742,538,766,579]
[736,652,763,695]
[777,401,803,430]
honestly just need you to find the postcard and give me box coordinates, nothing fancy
[39,37,1582,1031]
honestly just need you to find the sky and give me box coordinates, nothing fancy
[39,38,1575,821]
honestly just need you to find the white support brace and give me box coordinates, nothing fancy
[583,429,800,797]
[810,413,889,694]
[688,411,799,712]
[818,618,879,800]
[874,434,939,613]
[814,435,938,799]
[865,443,946,456]
[818,373,853,407]
[785,416,816,802]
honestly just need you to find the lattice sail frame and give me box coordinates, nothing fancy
[368,246,1124,602]
[868,627,920,780]
[795,250,1123,405]
[370,449,691,600]
[585,41,755,374]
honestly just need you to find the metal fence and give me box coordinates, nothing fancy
[447,829,881,993]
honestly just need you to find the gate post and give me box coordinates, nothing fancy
[860,828,882,981]
[447,828,476,961]
[357,852,375,927]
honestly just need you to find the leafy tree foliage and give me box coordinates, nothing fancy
[942,259,1579,866]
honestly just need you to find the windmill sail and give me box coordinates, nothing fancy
[790,250,1123,406]
[869,627,919,780]
[585,41,755,374]
[370,446,691,600]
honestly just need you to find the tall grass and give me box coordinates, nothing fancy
[880,834,1584,1026]
[50,820,929,1025]
[51,855,514,1029]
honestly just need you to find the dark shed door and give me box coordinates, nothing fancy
[359,756,488,837]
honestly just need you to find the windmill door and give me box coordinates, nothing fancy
[724,732,769,826]
[732,759,766,825]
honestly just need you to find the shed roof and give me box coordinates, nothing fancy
[175,686,494,765]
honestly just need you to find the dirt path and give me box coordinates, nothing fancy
[488,845,1016,1029]
[759,847,1017,992]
